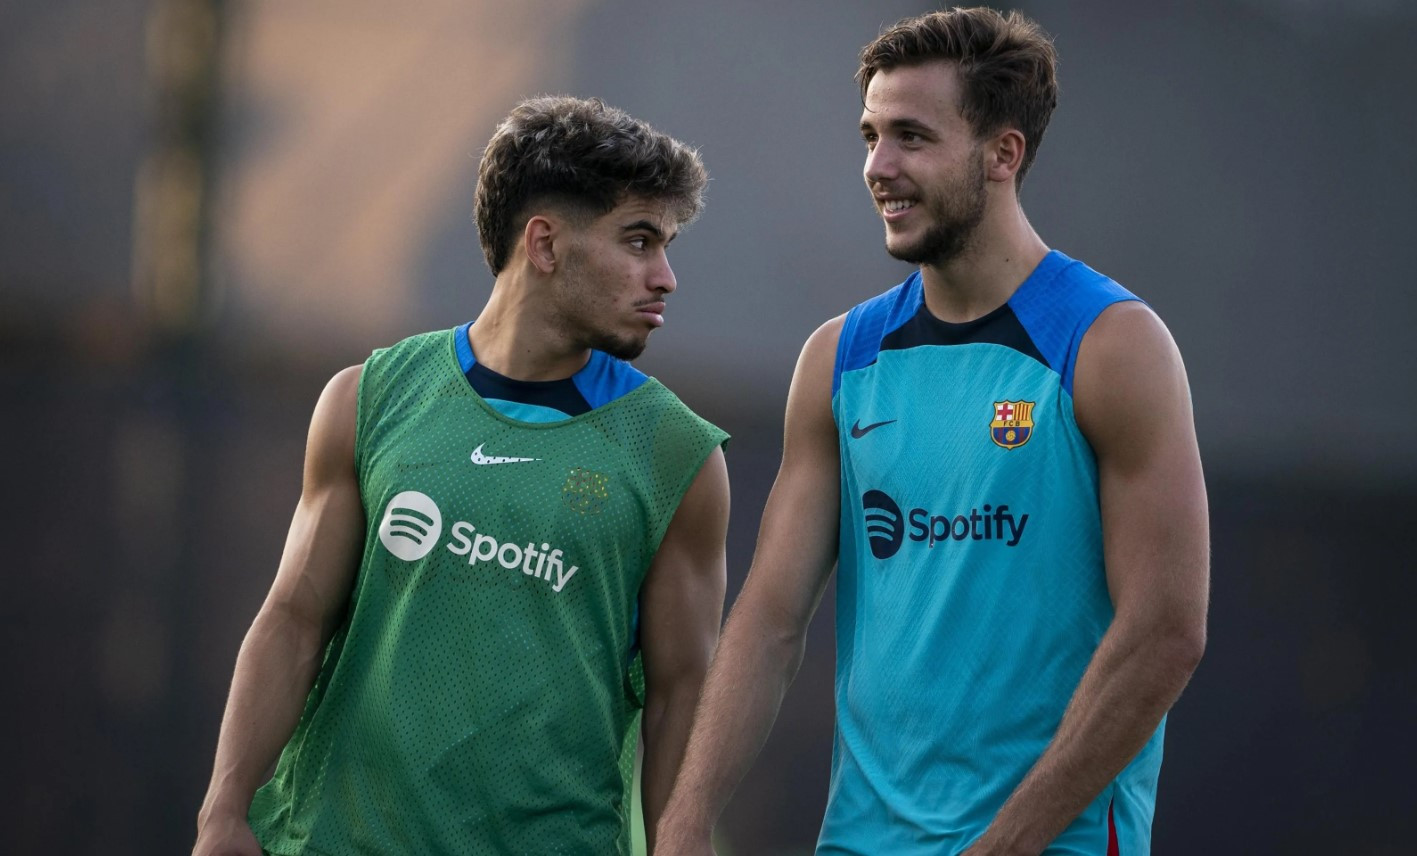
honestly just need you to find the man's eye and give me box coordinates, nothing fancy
[629,237,647,250]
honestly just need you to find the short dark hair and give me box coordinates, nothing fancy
[474,95,708,274]
[857,7,1058,186]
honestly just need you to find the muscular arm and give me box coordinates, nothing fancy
[193,366,367,856]
[638,446,730,852]
[966,302,1210,855]
[656,319,844,854]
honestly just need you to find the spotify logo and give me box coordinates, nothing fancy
[378,491,443,561]
[861,488,1031,560]
[862,490,904,560]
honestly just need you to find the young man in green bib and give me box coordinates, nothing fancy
[194,96,729,856]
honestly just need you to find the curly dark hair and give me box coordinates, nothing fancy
[857,7,1058,187]
[473,96,708,274]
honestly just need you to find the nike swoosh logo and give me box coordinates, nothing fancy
[850,419,896,439]
[470,443,540,465]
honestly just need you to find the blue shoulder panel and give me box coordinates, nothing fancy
[455,322,648,417]
[572,349,649,409]
[832,271,923,396]
[1007,251,1142,396]
[454,321,476,373]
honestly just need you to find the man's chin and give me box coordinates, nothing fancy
[885,227,975,268]
[592,333,647,362]
[884,235,931,266]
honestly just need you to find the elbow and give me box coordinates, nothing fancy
[1159,620,1206,685]
[644,664,710,713]
[755,597,813,656]
[1117,605,1206,690]
[758,610,811,676]
[251,597,331,656]
[726,595,808,660]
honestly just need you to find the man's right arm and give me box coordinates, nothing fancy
[656,318,844,854]
[193,365,367,856]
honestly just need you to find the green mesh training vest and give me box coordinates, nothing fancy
[249,328,728,855]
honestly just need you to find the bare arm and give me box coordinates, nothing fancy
[193,365,367,856]
[639,446,730,853]
[965,302,1210,855]
[656,319,844,854]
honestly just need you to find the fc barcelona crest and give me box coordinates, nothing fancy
[990,400,1035,450]
[562,466,610,515]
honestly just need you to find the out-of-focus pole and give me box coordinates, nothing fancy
[131,0,222,337]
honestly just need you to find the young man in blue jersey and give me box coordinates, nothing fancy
[194,96,730,856]
[659,8,1208,855]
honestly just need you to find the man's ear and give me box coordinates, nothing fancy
[985,128,1027,184]
[523,214,560,274]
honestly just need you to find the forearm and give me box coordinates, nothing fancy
[971,618,1204,855]
[639,674,707,852]
[657,598,809,842]
[198,605,329,824]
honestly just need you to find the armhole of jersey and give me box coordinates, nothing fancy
[1008,253,1144,397]
[832,272,923,397]
[633,406,725,683]
[1060,295,1142,395]
[644,405,729,562]
[832,305,864,397]
[353,352,377,478]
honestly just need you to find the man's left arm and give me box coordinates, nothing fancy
[638,446,731,853]
[967,301,1210,855]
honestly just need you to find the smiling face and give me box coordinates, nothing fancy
[547,196,680,361]
[861,61,989,267]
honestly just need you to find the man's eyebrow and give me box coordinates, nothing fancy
[860,116,935,136]
[621,220,677,243]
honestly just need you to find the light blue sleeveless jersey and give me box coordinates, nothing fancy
[822,250,1163,855]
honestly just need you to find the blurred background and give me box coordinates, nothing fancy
[3,0,1414,853]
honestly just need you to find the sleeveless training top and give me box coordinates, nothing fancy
[821,250,1163,855]
[249,327,727,855]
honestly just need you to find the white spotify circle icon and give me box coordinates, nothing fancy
[378,491,443,561]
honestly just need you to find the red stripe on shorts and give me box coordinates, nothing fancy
[1107,798,1119,856]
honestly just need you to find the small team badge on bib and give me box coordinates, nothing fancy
[990,400,1035,450]
[563,466,610,514]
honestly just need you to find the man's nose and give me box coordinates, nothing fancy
[650,252,676,294]
[864,142,898,185]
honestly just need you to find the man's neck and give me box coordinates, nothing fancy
[467,274,590,382]
[917,203,1049,323]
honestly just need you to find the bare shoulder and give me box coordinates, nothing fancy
[674,445,730,524]
[1074,303,1192,447]
[1079,300,1183,367]
[799,314,847,371]
[321,364,364,415]
[305,364,364,481]
[785,314,847,420]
